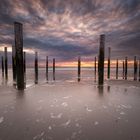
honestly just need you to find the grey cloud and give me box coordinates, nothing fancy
[0,0,140,63]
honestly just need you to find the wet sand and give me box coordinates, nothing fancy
[0,80,140,140]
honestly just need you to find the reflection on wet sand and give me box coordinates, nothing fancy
[107,85,110,92]
[98,85,104,96]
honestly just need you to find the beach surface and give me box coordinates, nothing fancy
[0,79,140,140]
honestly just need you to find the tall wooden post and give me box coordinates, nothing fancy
[53,58,55,81]
[14,22,24,90]
[1,56,4,77]
[46,56,48,81]
[125,57,128,80]
[107,47,111,79]
[98,34,105,85]
[12,45,16,82]
[134,56,137,81]
[116,59,118,79]
[35,52,38,84]
[4,47,8,80]
[122,60,125,79]
[78,56,81,82]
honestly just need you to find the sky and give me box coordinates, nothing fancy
[0,0,140,67]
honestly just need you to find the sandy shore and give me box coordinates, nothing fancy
[0,80,140,140]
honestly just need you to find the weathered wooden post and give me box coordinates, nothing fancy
[98,34,105,85]
[4,47,8,80]
[23,52,26,86]
[12,45,16,82]
[35,52,38,84]
[94,57,96,76]
[125,57,128,80]
[116,59,118,79]
[14,22,24,90]
[78,56,81,82]
[107,47,111,79]
[46,56,48,81]
[122,60,125,79]
[139,59,140,81]
[23,52,26,75]
[134,56,137,81]
[53,58,55,81]
[1,56,4,77]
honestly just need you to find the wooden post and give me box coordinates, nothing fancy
[134,56,137,81]
[4,47,8,80]
[94,57,96,77]
[46,56,48,81]
[139,59,140,81]
[14,22,24,90]
[78,56,81,82]
[1,56,4,77]
[107,47,111,79]
[23,52,26,85]
[35,52,38,84]
[116,59,118,79]
[125,57,128,80]
[98,34,105,85]
[122,60,125,79]
[53,58,55,81]
[12,45,16,82]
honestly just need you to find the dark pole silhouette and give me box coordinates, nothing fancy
[46,56,49,81]
[98,34,105,85]
[4,47,8,80]
[35,52,38,84]
[122,60,125,79]
[125,57,128,80]
[12,45,16,83]
[134,56,137,81]
[107,47,111,79]
[23,52,26,85]
[53,58,55,81]
[78,56,81,82]
[139,59,140,81]
[14,22,24,90]
[116,59,118,79]
[1,56,4,78]
[94,57,96,77]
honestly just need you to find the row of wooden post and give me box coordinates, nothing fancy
[0,22,25,90]
[107,49,139,81]
[0,23,140,90]
[34,52,56,84]
[1,51,140,83]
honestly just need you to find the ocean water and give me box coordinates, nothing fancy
[0,67,137,86]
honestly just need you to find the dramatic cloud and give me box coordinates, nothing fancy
[0,0,140,65]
